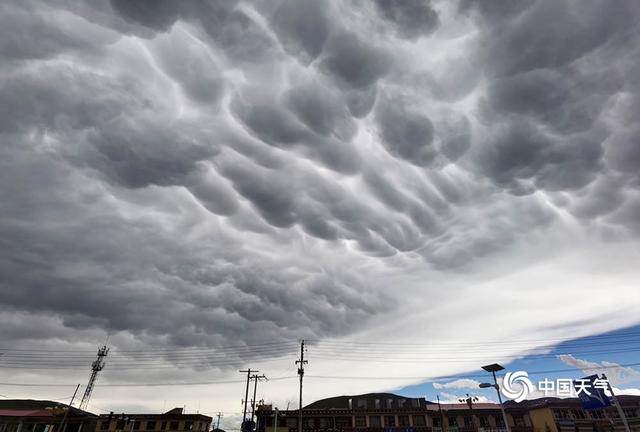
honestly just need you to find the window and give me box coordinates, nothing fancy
[133,422,140,430]
[387,399,394,409]
[116,421,125,430]
[590,410,603,419]
[623,409,636,418]
[184,422,193,431]
[495,417,505,427]
[412,416,426,426]
[464,417,473,427]
[101,422,110,430]
[375,399,381,409]
[286,418,297,428]
[370,416,382,428]
[399,416,410,427]
[385,416,396,427]
[479,417,489,428]
[553,410,569,420]
[398,399,406,409]
[357,399,367,410]
[169,422,179,431]
[411,399,420,408]
[355,416,367,428]
[448,418,458,427]
[147,422,156,431]
[319,418,332,429]
[433,418,442,427]
[336,417,351,429]
[571,410,585,420]
[160,423,167,431]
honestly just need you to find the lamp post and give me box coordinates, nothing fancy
[479,364,511,432]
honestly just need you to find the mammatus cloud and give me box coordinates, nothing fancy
[1,0,640,413]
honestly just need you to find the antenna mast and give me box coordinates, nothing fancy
[79,345,109,410]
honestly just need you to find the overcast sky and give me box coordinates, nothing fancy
[1,0,640,427]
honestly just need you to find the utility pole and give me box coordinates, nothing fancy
[60,384,81,432]
[240,369,256,432]
[274,408,279,432]
[458,394,479,432]
[296,340,307,432]
[436,395,445,432]
[80,345,109,411]
[251,374,268,424]
[215,413,223,430]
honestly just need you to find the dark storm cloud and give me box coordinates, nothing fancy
[109,0,181,32]
[375,95,436,166]
[344,85,378,118]
[464,0,640,206]
[468,0,637,76]
[0,2,118,61]
[320,32,391,89]
[231,87,362,174]
[0,143,390,354]
[284,81,356,140]
[2,0,640,368]
[270,0,331,64]
[373,0,439,39]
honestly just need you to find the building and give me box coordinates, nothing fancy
[255,393,512,432]
[0,399,98,432]
[256,393,640,432]
[506,396,640,432]
[427,401,530,432]
[96,408,211,432]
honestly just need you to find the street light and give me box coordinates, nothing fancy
[479,364,511,432]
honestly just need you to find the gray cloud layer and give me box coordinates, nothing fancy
[1,0,640,368]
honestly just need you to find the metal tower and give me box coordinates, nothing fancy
[79,345,109,410]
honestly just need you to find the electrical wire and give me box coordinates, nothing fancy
[1,362,638,388]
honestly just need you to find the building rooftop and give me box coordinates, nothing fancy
[0,400,97,418]
[426,403,502,411]
[98,408,211,420]
[303,393,427,410]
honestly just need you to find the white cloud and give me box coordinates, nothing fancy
[557,355,640,385]
[433,379,482,389]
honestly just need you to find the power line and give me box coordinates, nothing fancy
[2,332,639,370]
[3,331,640,356]
[0,341,298,354]
[1,362,638,389]
[3,341,639,361]
[306,362,640,381]
[0,376,296,387]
